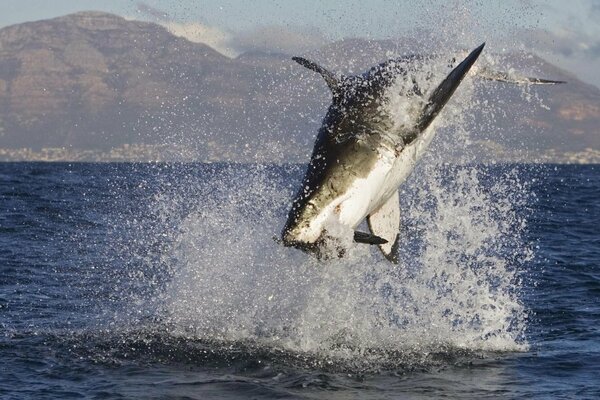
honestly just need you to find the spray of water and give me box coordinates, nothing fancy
[118,2,546,369]
[154,50,534,368]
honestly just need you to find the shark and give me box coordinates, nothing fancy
[280,43,563,262]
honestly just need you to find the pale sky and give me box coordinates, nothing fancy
[1,0,599,87]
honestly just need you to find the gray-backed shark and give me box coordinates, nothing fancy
[281,43,563,262]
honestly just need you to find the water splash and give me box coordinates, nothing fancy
[159,164,531,368]
[137,46,537,371]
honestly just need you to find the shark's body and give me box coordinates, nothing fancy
[281,43,562,262]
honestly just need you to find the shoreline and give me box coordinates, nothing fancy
[1,144,600,164]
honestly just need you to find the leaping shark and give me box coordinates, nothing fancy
[281,43,563,262]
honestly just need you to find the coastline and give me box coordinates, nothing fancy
[1,144,599,164]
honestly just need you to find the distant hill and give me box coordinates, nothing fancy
[0,12,598,162]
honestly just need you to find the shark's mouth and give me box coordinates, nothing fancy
[282,228,389,260]
[282,229,346,259]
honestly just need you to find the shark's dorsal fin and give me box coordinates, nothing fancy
[476,67,566,85]
[367,191,401,263]
[292,57,341,93]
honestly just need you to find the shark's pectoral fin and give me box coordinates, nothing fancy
[477,67,566,85]
[292,56,341,93]
[367,191,401,264]
[353,231,388,245]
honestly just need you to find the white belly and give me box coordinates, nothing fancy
[295,127,436,243]
[335,127,436,229]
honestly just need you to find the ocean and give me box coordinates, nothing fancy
[0,162,598,399]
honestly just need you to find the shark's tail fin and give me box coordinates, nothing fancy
[476,67,566,85]
[415,43,485,133]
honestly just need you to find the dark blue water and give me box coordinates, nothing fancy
[0,162,598,399]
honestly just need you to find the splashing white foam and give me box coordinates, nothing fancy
[154,49,536,367]
[161,168,530,363]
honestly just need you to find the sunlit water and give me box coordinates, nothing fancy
[1,162,599,399]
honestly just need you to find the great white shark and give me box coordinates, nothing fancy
[281,43,563,262]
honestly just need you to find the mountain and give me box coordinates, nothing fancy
[0,12,227,150]
[0,12,598,162]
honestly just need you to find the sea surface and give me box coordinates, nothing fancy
[0,162,598,399]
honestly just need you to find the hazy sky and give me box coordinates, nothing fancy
[1,0,599,87]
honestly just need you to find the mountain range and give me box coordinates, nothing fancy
[0,11,598,162]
